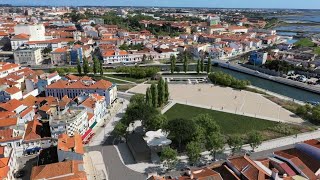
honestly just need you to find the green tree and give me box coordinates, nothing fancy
[183,54,188,73]
[83,58,89,75]
[164,81,169,103]
[164,118,197,151]
[160,147,178,170]
[93,57,100,75]
[77,59,82,75]
[311,106,320,124]
[170,55,176,74]
[247,131,263,151]
[112,121,128,142]
[99,61,104,76]
[186,141,202,165]
[145,87,152,107]
[130,94,145,104]
[150,83,158,108]
[296,105,308,116]
[196,59,200,74]
[157,78,165,107]
[200,57,204,72]
[227,135,244,155]
[206,132,225,161]
[294,38,314,48]
[142,54,147,63]
[207,57,211,74]
[144,114,167,131]
[193,114,220,135]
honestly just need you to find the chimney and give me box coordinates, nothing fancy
[271,168,280,180]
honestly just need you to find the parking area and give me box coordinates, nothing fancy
[128,84,304,124]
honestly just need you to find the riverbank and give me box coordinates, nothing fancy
[213,59,320,96]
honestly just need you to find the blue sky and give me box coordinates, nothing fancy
[1,0,320,9]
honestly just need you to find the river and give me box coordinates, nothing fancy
[161,64,320,102]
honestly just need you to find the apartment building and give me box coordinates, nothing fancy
[13,48,43,66]
[45,76,117,106]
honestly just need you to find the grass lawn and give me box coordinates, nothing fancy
[106,74,146,83]
[164,104,312,140]
[88,75,129,84]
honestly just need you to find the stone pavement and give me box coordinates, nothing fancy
[83,153,99,180]
[90,151,109,180]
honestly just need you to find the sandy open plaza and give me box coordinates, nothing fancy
[127,84,305,124]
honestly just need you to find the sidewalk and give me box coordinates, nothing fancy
[88,99,129,147]
[84,153,97,180]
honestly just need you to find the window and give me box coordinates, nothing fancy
[7,143,11,147]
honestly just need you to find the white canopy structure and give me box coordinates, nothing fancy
[144,129,172,147]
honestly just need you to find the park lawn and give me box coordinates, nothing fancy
[106,74,146,83]
[164,104,308,140]
[88,75,129,84]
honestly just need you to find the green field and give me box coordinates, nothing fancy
[164,104,310,139]
[105,74,146,83]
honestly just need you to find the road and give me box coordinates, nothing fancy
[90,145,146,180]
[86,98,145,180]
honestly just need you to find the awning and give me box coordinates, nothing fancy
[90,121,97,129]
[82,129,92,140]
[25,147,41,153]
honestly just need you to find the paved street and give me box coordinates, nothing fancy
[86,99,146,180]
[90,145,146,180]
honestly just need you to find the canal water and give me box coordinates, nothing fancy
[162,64,320,102]
[211,66,320,102]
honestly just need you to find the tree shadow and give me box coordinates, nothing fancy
[20,156,38,180]
[116,143,136,165]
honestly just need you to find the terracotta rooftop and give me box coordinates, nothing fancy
[303,139,320,149]
[228,155,269,180]
[30,160,86,180]
[274,151,317,180]
[24,119,42,141]
[58,134,84,155]
[0,129,22,143]
[12,33,30,40]
[21,95,37,107]
[281,148,320,173]
[4,86,21,95]
[0,99,24,112]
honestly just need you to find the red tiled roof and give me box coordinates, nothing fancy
[274,151,317,180]
[12,33,30,40]
[30,160,87,180]
[19,106,34,118]
[24,119,42,141]
[282,148,320,173]
[0,129,22,143]
[46,80,69,89]
[0,118,17,128]
[0,99,23,112]
[4,86,21,95]
[58,134,84,154]
[0,63,20,73]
